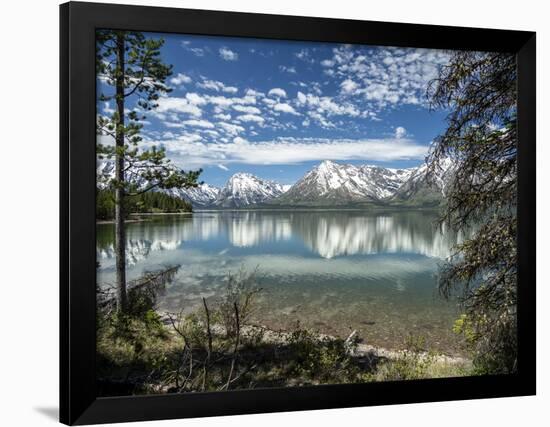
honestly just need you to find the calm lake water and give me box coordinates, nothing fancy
[97,210,465,355]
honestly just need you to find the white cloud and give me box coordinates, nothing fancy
[295,49,315,64]
[324,45,450,109]
[156,96,202,117]
[279,65,297,74]
[298,93,360,117]
[159,136,428,169]
[273,103,299,115]
[235,114,265,124]
[202,129,220,137]
[268,88,287,98]
[395,126,407,139]
[307,111,334,129]
[197,79,238,93]
[245,89,265,98]
[189,48,205,56]
[170,73,192,86]
[163,122,185,128]
[180,41,206,57]
[207,95,256,108]
[217,164,229,171]
[214,113,231,121]
[218,122,245,136]
[340,79,359,94]
[183,119,215,129]
[171,133,202,144]
[232,105,261,115]
[219,47,238,61]
[103,102,114,115]
[185,92,207,105]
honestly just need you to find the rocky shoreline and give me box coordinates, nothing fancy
[157,310,470,368]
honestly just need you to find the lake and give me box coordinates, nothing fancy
[97,210,465,356]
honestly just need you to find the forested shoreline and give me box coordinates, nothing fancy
[96,189,192,220]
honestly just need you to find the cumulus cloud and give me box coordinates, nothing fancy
[218,122,245,136]
[182,119,215,129]
[297,93,360,118]
[219,47,238,61]
[321,45,450,109]
[232,105,261,115]
[170,73,192,86]
[207,95,256,108]
[395,126,407,139]
[185,92,207,105]
[214,113,232,121]
[245,89,265,98]
[156,96,202,117]
[268,88,287,98]
[295,49,315,64]
[197,79,238,93]
[273,103,300,115]
[340,78,359,94]
[235,114,265,124]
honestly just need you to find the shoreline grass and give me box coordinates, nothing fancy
[96,267,473,396]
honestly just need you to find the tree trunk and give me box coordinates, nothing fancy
[114,32,127,312]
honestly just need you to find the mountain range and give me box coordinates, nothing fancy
[97,159,452,209]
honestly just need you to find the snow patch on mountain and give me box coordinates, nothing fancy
[97,157,453,208]
[167,184,221,207]
[275,160,416,204]
[214,173,287,208]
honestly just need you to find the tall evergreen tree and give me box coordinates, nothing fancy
[96,31,201,312]
[427,51,517,373]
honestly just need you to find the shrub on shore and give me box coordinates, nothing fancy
[97,268,472,396]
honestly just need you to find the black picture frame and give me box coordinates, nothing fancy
[60,1,536,425]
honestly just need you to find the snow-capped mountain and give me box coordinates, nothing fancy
[97,160,221,207]
[97,158,453,209]
[167,184,221,208]
[273,160,416,205]
[360,165,416,199]
[213,173,287,208]
[391,157,455,204]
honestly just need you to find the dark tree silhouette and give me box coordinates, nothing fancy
[427,51,517,373]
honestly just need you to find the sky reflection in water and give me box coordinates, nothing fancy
[97,211,465,355]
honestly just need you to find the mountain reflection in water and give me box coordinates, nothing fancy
[96,210,465,355]
[97,210,461,263]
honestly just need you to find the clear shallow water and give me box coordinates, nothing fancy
[97,210,465,355]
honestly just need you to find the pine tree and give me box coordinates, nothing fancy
[96,30,201,312]
[427,51,517,373]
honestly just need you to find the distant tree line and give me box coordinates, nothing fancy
[97,188,192,220]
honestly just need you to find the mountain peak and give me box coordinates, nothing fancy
[214,172,286,208]
[273,159,425,205]
[230,172,255,180]
[318,160,338,169]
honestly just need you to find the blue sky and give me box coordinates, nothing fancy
[98,33,452,187]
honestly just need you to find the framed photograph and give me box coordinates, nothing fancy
[60,1,536,424]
